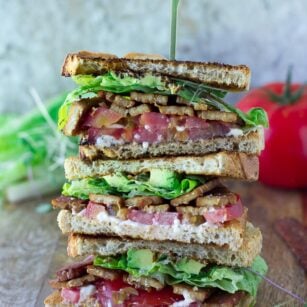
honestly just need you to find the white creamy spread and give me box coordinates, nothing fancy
[79,285,96,303]
[226,128,244,137]
[142,142,149,150]
[96,135,124,147]
[171,290,196,307]
[176,126,185,132]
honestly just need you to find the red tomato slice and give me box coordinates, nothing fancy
[84,106,123,128]
[139,112,169,130]
[61,288,80,304]
[126,286,183,306]
[127,210,180,226]
[127,210,155,225]
[184,116,209,129]
[87,127,124,143]
[204,198,244,224]
[96,278,183,306]
[85,201,106,219]
[133,127,162,143]
[153,212,180,225]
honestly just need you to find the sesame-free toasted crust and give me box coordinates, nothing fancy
[57,209,247,251]
[64,152,259,181]
[61,51,251,91]
[67,222,262,267]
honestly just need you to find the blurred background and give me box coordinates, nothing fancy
[1,0,307,113]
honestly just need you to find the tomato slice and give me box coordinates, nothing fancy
[87,127,124,143]
[204,198,244,224]
[85,202,106,219]
[127,210,155,225]
[153,212,180,225]
[84,106,123,128]
[127,210,180,226]
[126,286,183,306]
[139,112,169,130]
[61,288,80,304]
[96,278,183,307]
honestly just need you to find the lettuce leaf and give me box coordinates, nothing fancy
[58,72,268,130]
[58,73,170,129]
[62,170,203,200]
[94,253,267,297]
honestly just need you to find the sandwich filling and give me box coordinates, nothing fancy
[55,171,245,226]
[58,72,268,159]
[50,251,267,306]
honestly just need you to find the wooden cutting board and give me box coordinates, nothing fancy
[0,182,306,306]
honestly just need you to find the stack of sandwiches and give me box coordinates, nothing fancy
[45,51,268,306]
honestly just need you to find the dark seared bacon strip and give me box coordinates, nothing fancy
[173,284,214,302]
[124,275,164,290]
[87,265,121,281]
[51,196,87,212]
[170,179,222,207]
[197,110,238,123]
[105,92,135,108]
[56,255,94,282]
[275,218,307,271]
[196,188,238,207]
[89,194,124,206]
[125,196,163,208]
[130,92,168,105]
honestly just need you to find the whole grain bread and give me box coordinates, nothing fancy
[64,152,259,181]
[62,51,251,91]
[67,222,261,267]
[80,127,264,160]
[57,209,247,251]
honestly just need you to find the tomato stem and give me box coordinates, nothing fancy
[267,66,305,105]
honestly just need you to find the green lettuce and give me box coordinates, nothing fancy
[58,72,269,130]
[62,170,205,200]
[58,72,170,129]
[94,252,267,298]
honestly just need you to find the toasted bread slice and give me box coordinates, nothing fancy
[79,127,264,160]
[64,152,259,181]
[62,51,251,91]
[67,222,261,267]
[57,209,247,251]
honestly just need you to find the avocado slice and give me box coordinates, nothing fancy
[176,258,206,275]
[149,169,180,189]
[103,173,130,189]
[127,249,154,270]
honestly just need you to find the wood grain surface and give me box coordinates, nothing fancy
[0,182,306,307]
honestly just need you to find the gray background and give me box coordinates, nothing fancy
[1,0,307,113]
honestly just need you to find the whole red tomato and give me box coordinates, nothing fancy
[236,78,307,188]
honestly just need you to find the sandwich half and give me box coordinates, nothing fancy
[44,228,267,307]
[58,51,267,160]
[55,158,258,250]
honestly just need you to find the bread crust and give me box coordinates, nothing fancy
[61,51,251,91]
[67,222,261,267]
[64,152,259,181]
[57,209,247,251]
[79,128,264,160]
